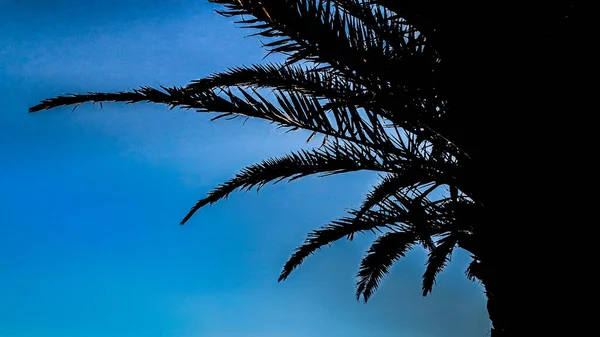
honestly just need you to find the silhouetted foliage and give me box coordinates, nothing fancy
[30,2,582,336]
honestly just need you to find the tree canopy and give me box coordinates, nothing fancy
[30,2,582,336]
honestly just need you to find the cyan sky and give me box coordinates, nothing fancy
[0,1,490,336]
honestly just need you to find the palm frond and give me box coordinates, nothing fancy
[349,165,447,239]
[350,180,394,232]
[180,141,391,225]
[187,63,355,97]
[208,0,447,140]
[186,63,401,133]
[209,0,396,75]
[382,184,440,250]
[423,198,481,257]
[30,84,399,156]
[421,232,458,296]
[29,86,176,112]
[278,209,409,281]
[33,0,455,155]
[356,230,416,302]
[349,173,407,238]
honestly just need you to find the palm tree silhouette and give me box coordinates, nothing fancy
[30,2,581,336]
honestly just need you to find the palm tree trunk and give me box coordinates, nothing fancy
[480,262,515,337]
[445,8,585,335]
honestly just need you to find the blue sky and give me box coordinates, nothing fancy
[0,1,490,336]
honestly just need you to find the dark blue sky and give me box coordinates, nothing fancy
[0,1,490,336]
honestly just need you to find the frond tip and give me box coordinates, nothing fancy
[356,231,416,302]
[421,233,458,296]
[28,87,175,112]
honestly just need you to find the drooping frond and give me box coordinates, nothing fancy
[186,63,399,132]
[380,184,441,250]
[29,86,176,112]
[356,230,416,302]
[278,209,410,281]
[277,164,469,294]
[421,232,458,296]
[185,62,451,160]
[349,174,407,238]
[29,85,398,155]
[32,0,458,159]
[180,141,393,224]
[418,198,481,257]
[349,167,444,237]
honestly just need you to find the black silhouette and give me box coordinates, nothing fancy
[30,2,582,337]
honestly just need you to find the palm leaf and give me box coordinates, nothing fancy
[186,63,400,132]
[384,184,440,250]
[187,63,356,98]
[30,84,399,155]
[29,86,176,112]
[349,165,448,239]
[210,0,393,73]
[180,141,392,224]
[278,209,410,281]
[421,232,458,296]
[356,230,416,302]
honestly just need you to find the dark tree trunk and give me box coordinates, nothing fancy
[436,5,584,336]
[486,285,507,337]
[385,4,587,335]
[479,259,521,337]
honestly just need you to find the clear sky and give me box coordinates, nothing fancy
[0,1,490,336]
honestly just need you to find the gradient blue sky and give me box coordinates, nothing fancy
[0,1,490,336]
